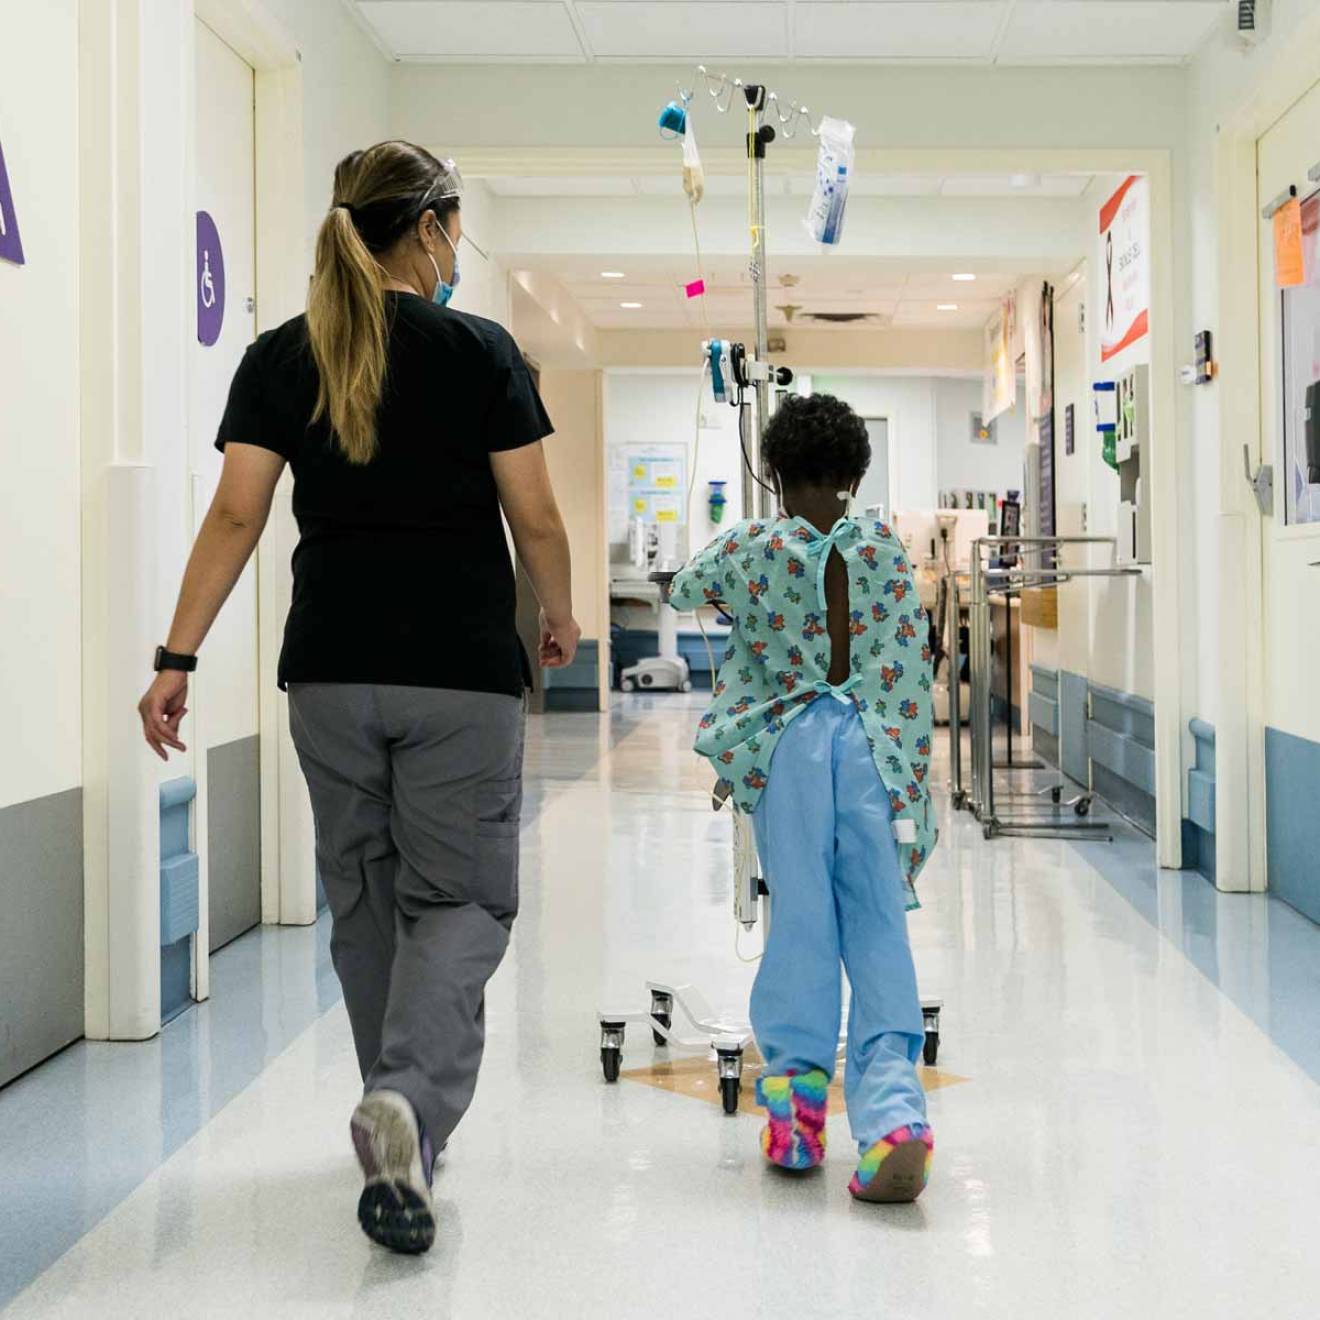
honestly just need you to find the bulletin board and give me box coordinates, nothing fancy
[608,443,688,545]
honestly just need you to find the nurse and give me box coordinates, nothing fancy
[137,141,578,1254]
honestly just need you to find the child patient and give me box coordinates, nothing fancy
[668,393,938,1203]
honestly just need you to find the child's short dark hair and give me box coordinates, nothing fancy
[762,393,871,490]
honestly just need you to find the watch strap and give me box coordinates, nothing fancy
[154,646,198,673]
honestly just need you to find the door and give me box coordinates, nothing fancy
[192,19,261,951]
[857,418,890,517]
[1256,77,1320,921]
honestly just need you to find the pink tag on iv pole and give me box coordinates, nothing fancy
[685,279,706,298]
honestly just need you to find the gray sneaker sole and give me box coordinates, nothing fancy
[350,1093,435,1254]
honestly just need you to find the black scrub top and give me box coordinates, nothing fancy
[216,293,552,696]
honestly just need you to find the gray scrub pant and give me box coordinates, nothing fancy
[287,683,525,1145]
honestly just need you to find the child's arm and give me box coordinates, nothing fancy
[667,529,734,611]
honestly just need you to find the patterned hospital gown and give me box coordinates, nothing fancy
[668,515,938,905]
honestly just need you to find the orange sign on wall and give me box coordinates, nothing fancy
[1273,196,1306,288]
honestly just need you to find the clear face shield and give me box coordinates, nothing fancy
[419,160,488,262]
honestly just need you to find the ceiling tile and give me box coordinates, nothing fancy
[998,1,1223,61]
[901,271,1008,296]
[353,2,585,59]
[576,3,789,59]
[793,3,1006,58]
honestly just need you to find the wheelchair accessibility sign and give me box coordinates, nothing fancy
[196,210,225,345]
[0,136,24,265]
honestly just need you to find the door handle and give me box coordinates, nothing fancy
[1243,444,1274,515]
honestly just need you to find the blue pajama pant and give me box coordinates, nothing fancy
[750,698,927,1149]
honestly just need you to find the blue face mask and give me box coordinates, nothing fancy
[428,225,460,307]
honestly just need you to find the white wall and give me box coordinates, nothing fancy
[393,63,1188,156]
[250,0,390,266]
[0,0,82,811]
[934,375,1026,500]
[1180,1,1320,725]
[452,180,508,326]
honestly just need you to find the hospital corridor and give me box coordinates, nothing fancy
[3,1,1320,1317]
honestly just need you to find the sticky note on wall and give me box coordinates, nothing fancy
[1274,197,1306,288]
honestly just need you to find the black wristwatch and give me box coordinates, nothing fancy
[154,646,198,673]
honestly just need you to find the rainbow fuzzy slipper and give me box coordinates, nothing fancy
[756,1070,829,1170]
[848,1123,934,1203]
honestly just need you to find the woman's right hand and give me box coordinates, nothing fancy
[539,611,580,669]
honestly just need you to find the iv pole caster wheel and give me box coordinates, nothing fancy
[600,1022,625,1083]
[922,1005,941,1065]
[1075,797,1091,818]
[1051,786,1062,804]
[983,823,994,840]
[650,990,674,1048]
[716,1047,744,1115]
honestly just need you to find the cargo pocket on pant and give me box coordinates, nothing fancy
[474,777,522,923]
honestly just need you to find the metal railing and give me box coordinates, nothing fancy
[950,535,1142,841]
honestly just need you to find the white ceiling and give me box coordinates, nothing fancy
[508,253,1048,329]
[350,0,1229,65]
[484,170,1093,199]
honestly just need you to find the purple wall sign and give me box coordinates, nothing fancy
[0,138,25,266]
[196,210,225,346]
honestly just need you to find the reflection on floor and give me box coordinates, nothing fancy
[621,1044,968,1118]
[3,695,1320,1319]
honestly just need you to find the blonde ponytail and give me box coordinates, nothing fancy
[305,141,459,464]
[306,206,388,465]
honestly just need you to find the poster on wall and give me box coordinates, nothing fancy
[983,293,1016,421]
[196,210,226,346]
[1099,174,1149,363]
[609,443,689,545]
[1037,282,1056,542]
[0,137,25,265]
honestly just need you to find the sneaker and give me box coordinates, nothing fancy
[848,1124,934,1203]
[756,1070,829,1170]
[350,1090,436,1253]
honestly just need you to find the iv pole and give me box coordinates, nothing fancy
[745,83,774,522]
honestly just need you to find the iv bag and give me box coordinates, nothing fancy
[682,115,704,204]
[804,116,855,246]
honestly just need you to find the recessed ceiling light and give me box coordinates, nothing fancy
[1010,172,1040,190]
[937,303,958,311]
[620,301,643,309]
[601,271,626,279]
[952,273,976,282]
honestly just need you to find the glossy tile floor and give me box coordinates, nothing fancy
[4,698,1320,1318]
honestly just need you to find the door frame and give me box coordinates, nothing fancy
[1212,14,1320,892]
[194,0,314,928]
[857,414,897,518]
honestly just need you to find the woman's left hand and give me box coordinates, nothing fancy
[138,671,190,761]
